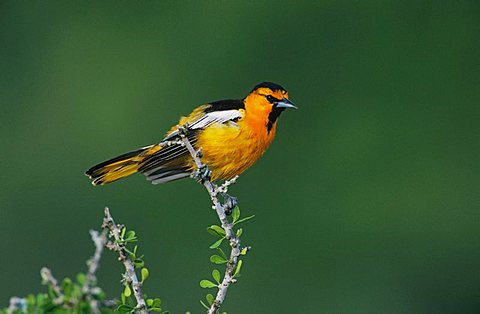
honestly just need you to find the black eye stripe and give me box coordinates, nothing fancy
[265,95,280,103]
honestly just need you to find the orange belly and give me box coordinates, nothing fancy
[194,120,276,181]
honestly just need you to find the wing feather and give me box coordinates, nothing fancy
[163,109,243,141]
[139,105,243,184]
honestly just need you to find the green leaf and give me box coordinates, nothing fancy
[116,304,133,313]
[35,293,44,307]
[147,299,154,307]
[134,258,145,268]
[123,285,131,297]
[125,230,137,242]
[234,260,243,277]
[206,293,214,305]
[124,247,135,258]
[27,294,36,307]
[240,247,249,255]
[76,273,86,285]
[62,277,72,297]
[210,255,227,264]
[207,225,225,237]
[152,298,161,307]
[232,206,240,223]
[212,269,221,284]
[236,228,243,237]
[151,308,162,312]
[121,227,126,239]
[234,215,255,225]
[200,300,209,310]
[141,268,149,282]
[209,237,224,249]
[126,230,135,238]
[200,279,217,288]
[217,248,227,259]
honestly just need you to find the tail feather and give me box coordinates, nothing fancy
[144,167,191,185]
[85,145,155,185]
[86,138,194,186]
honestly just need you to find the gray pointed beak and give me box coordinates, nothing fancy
[275,98,298,109]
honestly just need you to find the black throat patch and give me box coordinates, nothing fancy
[267,106,285,133]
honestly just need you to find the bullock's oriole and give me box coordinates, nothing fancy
[85,82,296,186]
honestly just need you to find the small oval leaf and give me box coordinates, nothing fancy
[234,260,243,277]
[206,293,214,305]
[76,273,86,285]
[117,304,133,313]
[232,206,240,223]
[141,268,149,282]
[152,298,161,307]
[200,279,217,288]
[212,269,221,284]
[123,285,131,297]
[209,238,224,249]
[207,225,226,237]
[134,259,145,268]
[210,255,227,264]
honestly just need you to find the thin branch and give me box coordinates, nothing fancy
[102,207,148,314]
[7,297,26,314]
[40,267,64,304]
[82,229,108,314]
[178,126,242,314]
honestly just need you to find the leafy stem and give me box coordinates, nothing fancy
[178,126,253,313]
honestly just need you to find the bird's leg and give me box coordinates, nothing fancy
[221,193,238,216]
[192,164,211,183]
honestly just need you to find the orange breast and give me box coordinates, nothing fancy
[195,115,277,181]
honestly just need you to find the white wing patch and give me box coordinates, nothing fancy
[189,110,243,129]
[163,109,243,141]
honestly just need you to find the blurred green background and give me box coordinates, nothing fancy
[1,1,479,312]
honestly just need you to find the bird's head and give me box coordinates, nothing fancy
[244,82,297,131]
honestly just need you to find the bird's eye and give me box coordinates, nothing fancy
[266,95,276,103]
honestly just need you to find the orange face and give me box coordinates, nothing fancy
[243,83,296,130]
[244,87,288,113]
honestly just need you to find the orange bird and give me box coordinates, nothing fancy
[85,82,296,186]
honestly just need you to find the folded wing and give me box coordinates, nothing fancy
[139,105,243,185]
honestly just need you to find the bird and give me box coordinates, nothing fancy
[85,82,297,187]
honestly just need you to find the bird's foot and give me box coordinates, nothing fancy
[192,164,211,183]
[177,124,190,135]
[222,193,238,216]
